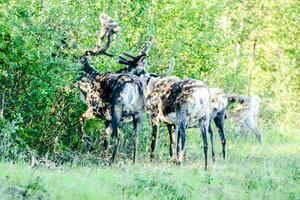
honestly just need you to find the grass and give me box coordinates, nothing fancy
[0,125,299,200]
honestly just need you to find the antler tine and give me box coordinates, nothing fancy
[138,35,154,56]
[118,57,137,66]
[123,52,138,60]
[119,60,132,65]
[118,52,139,66]
[117,35,154,68]
[84,13,121,57]
[166,57,175,75]
[119,55,127,61]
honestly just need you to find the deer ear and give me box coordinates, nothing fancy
[166,57,175,75]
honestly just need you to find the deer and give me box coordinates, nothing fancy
[77,13,145,164]
[200,89,263,163]
[118,36,212,169]
[206,88,228,162]
[117,38,180,161]
[117,37,229,164]
[226,94,263,142]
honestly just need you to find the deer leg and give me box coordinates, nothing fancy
[252,127,263,143]
[245,117,263,143]
[102,120,112,157]
[167,124,173,158]
[177,127,181,158]
[132,113,142,163]
[214,111,226,160]
[150,117,159,161]
[167,124,177,161]
[110,107,121,164]
[79,108,95,151]
[201,120,209,170]
[241,122,250,138]
[208,123,215,162]
[177,121,187,164]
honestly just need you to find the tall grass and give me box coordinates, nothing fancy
[0,126,299,199]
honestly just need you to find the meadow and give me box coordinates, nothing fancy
[1,125,299,199]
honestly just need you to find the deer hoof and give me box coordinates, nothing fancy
[258,135,263,144]
[84,137,93,151]
[150,154,155,162]
[85,143,93,152]
[174,159,182,165]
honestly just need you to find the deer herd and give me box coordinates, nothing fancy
[77,13,263,169]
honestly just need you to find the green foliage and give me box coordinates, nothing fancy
[0,0,299,159]
[0,115,31,160]
[1,176,50,199]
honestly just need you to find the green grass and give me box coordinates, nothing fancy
[0,126,299,200]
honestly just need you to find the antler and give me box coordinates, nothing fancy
[118,35,154,68]
[166,57,175,75]
[84,13,121,57]
[138,35,154,57]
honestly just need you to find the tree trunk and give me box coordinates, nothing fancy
[248,39,257,95]
[0,72,7,119]
[232,20,244,71]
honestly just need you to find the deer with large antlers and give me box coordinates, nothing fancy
[77,13,144,164]
[118,36,212,169]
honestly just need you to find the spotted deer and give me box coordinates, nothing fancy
[205,89,263,163]
[226,94,263,142]
[118,36,212,169]
[77,13,144,164]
